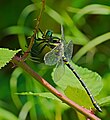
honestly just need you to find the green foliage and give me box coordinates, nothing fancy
[71,4,110,21]
[0,48,21,69]
[99,96,110,106]
[18,101,34,120]
[10,67,23,109]
[52,61,103,109]
[73,32,110,62]
[53,62,102,96]
[16,92,61,102]
[65,86,94,109]
[0,107,18,120]
[1,0,110,120]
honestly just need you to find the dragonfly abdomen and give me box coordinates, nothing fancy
[62,55,102,112]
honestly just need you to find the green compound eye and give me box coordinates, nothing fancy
[46,30,53,37]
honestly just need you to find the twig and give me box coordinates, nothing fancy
[21,0,46,60]
[11,56,101,120]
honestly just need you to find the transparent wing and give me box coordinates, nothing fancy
[54,59,65,82]
[61,25,65,40]
[64,40,73,60]
[61,25,66,45]
[60,25,73,60]
[44,49,59,66]
[44,43,62,66]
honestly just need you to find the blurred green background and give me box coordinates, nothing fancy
[0,0,110,120]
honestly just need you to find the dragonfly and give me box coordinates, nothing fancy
[30,29,61,62]
[43,25,102,112]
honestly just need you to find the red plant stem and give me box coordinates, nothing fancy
[11,56,101,120]
[22,0,46,60]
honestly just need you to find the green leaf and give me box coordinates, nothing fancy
[73,32,110,62]
[10,67,23,108]
[45,5,63,24]
[62,12,89,45]
[0,48,21,69]
[65,86,94,109]
[0,107,18,120]
[73,4,110,21]
[19,101,33,120]
[53,62,103,97]
[98,96,110,107]
[17,4,37,51]
[2,26,32,37]
[52,62,103,110]
[16,92,61,102]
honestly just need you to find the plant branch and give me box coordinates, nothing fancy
[11,56,101,120]
[22,0,46,60]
